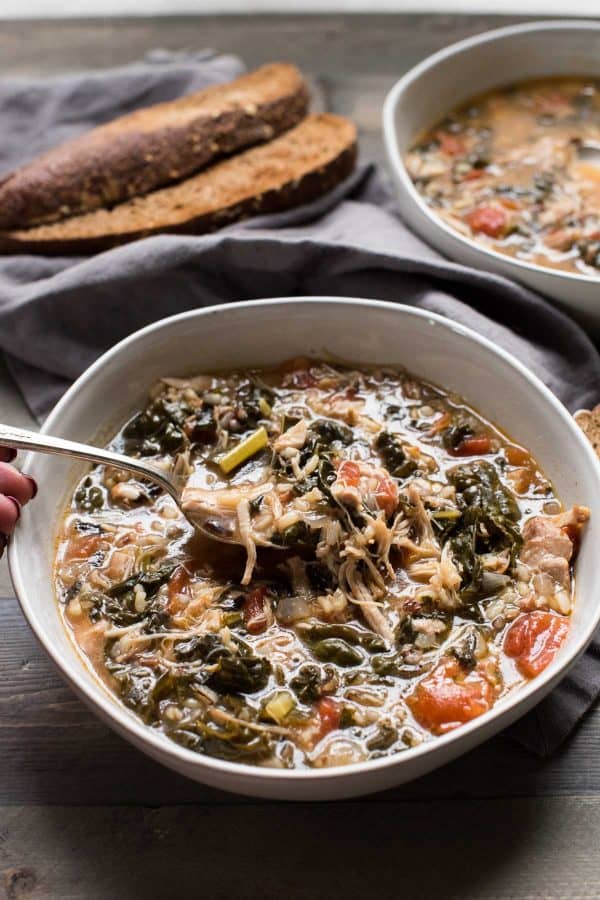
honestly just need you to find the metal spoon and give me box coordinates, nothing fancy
[0,423,242,545]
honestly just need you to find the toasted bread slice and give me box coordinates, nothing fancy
[0,114,357,254]
[0,63,309,230]
[574,405,600,458]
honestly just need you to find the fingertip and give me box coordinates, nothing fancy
[0,495,21,534]
[0,464,37,505]
[6,497,21,520]
[23,475,38,500]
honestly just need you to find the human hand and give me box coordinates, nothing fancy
[0,448,37,555]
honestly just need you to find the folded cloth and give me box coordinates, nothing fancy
[0,52,599,757]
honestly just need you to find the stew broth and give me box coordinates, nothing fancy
[54,359,588,768]
[405,77,600,276]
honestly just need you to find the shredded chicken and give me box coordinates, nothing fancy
[236,498,257,586]
[273,420,308,453]
[427,544,461,611]
[406,483,435,543]
[182,481,275,545]
[331,460,399,519]
[520,505,590,589]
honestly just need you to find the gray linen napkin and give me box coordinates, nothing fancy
[0,52,599,756]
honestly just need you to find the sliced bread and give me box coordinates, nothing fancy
[0,113,357,254]
[0,62,309,230]
[574,406,600,459]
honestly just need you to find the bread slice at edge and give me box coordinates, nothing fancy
[0,62,309,230]
[1,113,357,255]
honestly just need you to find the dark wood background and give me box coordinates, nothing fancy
[1,13,598,899]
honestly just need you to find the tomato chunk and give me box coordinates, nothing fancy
[63,533,103,562]
[427,411,451,437]
[505,445,531,467]
[466,205,508,238]
[450,435,492,457]
[504,611,569,678]
[337,460,361,487]
[374,472,398,518]
[167,566,191,614]
[243,585,271,635]
[316,697,341,741]
[407,658,493,735]
[437,131,466,156]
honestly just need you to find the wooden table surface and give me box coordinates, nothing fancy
[1,13,599,899]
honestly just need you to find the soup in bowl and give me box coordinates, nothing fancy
[9,298,600,799]
[405,77,600,277]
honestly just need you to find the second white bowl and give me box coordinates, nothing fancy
[383,20,600,334]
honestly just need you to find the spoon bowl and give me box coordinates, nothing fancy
[0,423,242,545]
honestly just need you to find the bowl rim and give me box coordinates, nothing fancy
[382,18,600,288]
[9,295,600,786]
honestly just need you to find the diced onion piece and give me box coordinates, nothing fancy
[218,426,269,474]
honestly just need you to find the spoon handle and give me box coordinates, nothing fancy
[0,423,180,503]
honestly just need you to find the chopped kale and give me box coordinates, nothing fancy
[104,661,192,724]
[374,431,418,479]
[306,562,334,594]
[187,406,217,444]
[289,663,335,704]
[208,653,272,695]
[122,395,191,456]
[310,418,353,447]
[107,564,177,599]
[370,654,431,679]
[174,633,230,664]
[274,521,319,550]
[366,724,398,752]
[87,564,176,628]
[312,639,363,667]
[450,627,481,670]
[173,632,272,695]
[444,461,522,604]
[442,423,474,453]
[296,620,386,654]
[172,701,273,763]
[230,379,274,432]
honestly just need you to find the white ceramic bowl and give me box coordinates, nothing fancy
[9,297,600,800]
[383,20,600,335]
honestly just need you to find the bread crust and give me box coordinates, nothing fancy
[0,63,309,230]
[574,406,600,459]
[0,114,357,255]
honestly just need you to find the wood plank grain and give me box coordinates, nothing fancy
[0,596,598,805]
[1,798,599,899]
[0,14,543,77]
